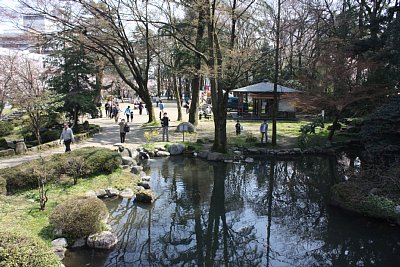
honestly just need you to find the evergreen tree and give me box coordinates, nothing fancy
[47,45,98,127]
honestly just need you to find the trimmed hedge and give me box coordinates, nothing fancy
[49,196,108,238]
[0,231,60,267]
[3,147,122,194]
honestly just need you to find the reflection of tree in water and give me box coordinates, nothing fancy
[151,161,263,266]
[91,156,400,267]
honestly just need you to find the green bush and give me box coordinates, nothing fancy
[0,231,60,267]
[0,176,6,195]
[40,129,60,143]
[4,147,122,193]
[49,196,108,238]
[0,138,8,150]
[0,122,14,137]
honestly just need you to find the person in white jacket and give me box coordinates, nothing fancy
[60,123,75,152]
[260,120,268,143]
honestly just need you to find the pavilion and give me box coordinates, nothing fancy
[231,81,301,119]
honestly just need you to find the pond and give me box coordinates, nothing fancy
[63,156,400,267]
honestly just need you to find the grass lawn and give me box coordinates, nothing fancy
[0,168,140,244]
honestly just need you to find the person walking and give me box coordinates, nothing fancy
[60,122,75,152]
[124,106,131,122]
[161,112,170,142]
[159,100,164,119]
[138,102,143,115]
[113,104,120,123]
[118,119,128,143]
[260,120,268,143]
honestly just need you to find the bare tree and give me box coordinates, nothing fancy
[17,0,158,122]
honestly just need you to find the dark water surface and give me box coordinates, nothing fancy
[63,156,400,267]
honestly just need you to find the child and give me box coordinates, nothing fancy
[235,120,242,135]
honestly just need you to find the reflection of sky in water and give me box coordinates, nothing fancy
[63,156,400,267]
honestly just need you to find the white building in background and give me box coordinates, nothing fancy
[0,14,52,53]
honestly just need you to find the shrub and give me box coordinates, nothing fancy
[40,129,60,143]
[0,122,14,137]
[4,147,121,193]
[49,197,108,238]
[245,132,257,143]
[0,138,8,150]
[0,231,60,267]
[0,176,6,195]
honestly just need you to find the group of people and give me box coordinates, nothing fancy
[59,98,269,153]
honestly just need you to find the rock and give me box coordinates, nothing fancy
[15,141,27,155]
[198,151,209,159]
[85,190,97,198]
[139,151,150,159]
[247,148,259,154]
[135,190,155,203]
[207,152,224,161]
[369,188,379,196]
[106,188,120,197]
[293,148,302,153]
[233,150,242,156]
[131,150,139,160]
[138,181,150,189]
[155,146,166,151]
[394,206,400,215]
[142,176,151,182]
[87,231,118,249]
[155,151,171,157]
[244,157,254,163]
[71,238,86,248]
[147,150,155,158]
[169,143,186,155]
[53,228,63,237]
[96,189,108,198]
[131,165,143,174]
[120,147,132,157]
[121,156,134,165]
[53,247,66,260]
[119,188,134,199]
[51,238,68,248]
[136,185,146,192]
[139,171,147,178]
[224,159,233,163]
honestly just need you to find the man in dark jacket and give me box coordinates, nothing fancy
[161,112,170,142]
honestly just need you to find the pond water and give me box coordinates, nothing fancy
[63,156,400,267]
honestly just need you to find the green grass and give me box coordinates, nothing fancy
[0,168,140,244]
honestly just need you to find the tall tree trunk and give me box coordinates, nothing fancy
[272,0,282,146]
[189,4,206,126]
[173,75,182,121]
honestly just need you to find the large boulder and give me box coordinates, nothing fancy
[87,231,118,249]
[135,189,155,204]
[169,143,185,155]
[51,238,68,260]
[15,141,27,155]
